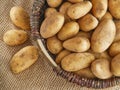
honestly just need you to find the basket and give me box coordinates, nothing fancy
[30,0,120,89]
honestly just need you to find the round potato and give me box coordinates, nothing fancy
[67,1,92,19]
[76,31,91,39]
[47,36,63,54]
[68,0,83,3]
[55,50,71,64]
[47,0,62,8]
[101,12,113,20]
[78,14,98,32]
[63,37,90,52]
[91,59,112,79]
[40,12,64,38]
[45,8,57,17]
[58,21,79,40]
[3,30,28,46]
[91,19,116,53]
[10,6,30,30]
[111,54,120,76]
[109,0,120,19]
[91,0,108,19]
[114,20,120,42]
[61,53,95,72]
[10,46,39,73]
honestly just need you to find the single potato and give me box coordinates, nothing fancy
[91,0,108,19]
[55,50,71,64]
[10,6,30,30]
[47,36,63,54]
[47,0,62,8]
[91,59,112,79]
[10,46,39,73]
[68,0,83,3]
[114,20,120,42]
[101,12,113,20]
[78,14,98,32]
[109,0,120,19]
[45,8,57,17]
[40,12,64,38]
[76,31,91,39]
[61,53,95,72]
[67,1,92,19]
[63,37,90,52]
[58,21,79,40]
[3,30,28,46]
[91,19,116,53]
[75,67,96,78]
[111,54,120,76]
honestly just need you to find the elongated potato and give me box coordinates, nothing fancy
[114,20,120,42]
[3,30,28,46]
[91,0,108,19]
[78,14,98,32]
[68,0,83,3]
[61,53,95,72]
[109,0,120,19]
[10,46,39,73]
[91,19,116,53]
[91,59,112,79]
[55,50,71,64]
[63,37,90,52]
[45,8,57,17]
[47,0,62,8]
[58,21,79,40]
[47,36,63,54]
[75,67,96,78]
[101,12,113,20]
[111,54,120,76]
[67,1,92,19]
[40,12,64,38]
[10,6,30,30]
[76,31,91,39]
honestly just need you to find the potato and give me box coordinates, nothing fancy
[76,31,91,39]
[68,0,83,3]
[75,67,96,78]
[91,59,112,79]
[55,50,71,64]
[101,12,113,20]
[47,0,62,8]
[3,30,28,46]
[10,46,39,73]
[111,54,120,76]
[114,20,120,42]
[47,36,63,54]
[78,14,98,32]
[91,0,108,19]
[40,12,64,38]
[91,19,116,53]
[109,41,120,57]
[58,21,79,40]
[61,53,95,72]
[45,8,57,17]
[109,0,120,19]
[67,1,92,19]
[10,6,30,30]
[63,37,90,52]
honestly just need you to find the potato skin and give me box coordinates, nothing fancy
[76,31,91,39]
[91,0,108,19]
[47,0,62,8]
[91,59,112,79]
[101,12,113,20]
[68,0,83,3]
[10,46,39,73]
[67,1,92,19]
[114,20,120,42]
[45,8,57,17]
[91,19,116,53]
[61,53,95,72]
[10,6,30,30]
[40,12,64,38]
[109,0,120,19]
[111,54,120,76]
[47,36,63,54]
[63,37,90,52]
[58,21,79,40]
[3,30,28,46]
[78,14,98,32]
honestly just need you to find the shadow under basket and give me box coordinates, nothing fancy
[30,0,120,89]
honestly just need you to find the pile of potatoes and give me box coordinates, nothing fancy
[40,0,120,79]
[3,6,39,73]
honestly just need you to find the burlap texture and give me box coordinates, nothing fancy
[0,0,120,90]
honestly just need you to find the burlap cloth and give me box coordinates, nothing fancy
[0,0,120,90]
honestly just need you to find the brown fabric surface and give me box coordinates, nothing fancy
[0,0,120,90]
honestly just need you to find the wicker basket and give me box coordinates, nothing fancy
[30,0,120,89]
